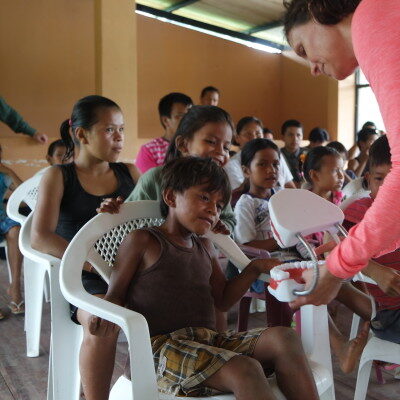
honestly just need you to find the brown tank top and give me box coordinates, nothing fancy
[126,227,216,337]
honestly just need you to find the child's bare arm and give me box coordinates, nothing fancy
[0,163,22,190]
[242,238,280,252]
[89,230,151,335]
[363,260,400,297]
[203,238,280,311]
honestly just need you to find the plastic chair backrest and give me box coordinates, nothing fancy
[269,189,344,248]
[7,172,43,223]
[86,201,254,283]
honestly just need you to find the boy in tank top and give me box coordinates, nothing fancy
[90,157,319,400]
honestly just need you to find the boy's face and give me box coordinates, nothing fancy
[200,91,219,106]
[283,127,303,152]
[163,103,191,138]
[367,163,391,199]
[313,155,344,192]
[170,183,225,236]
[243,148,280,190]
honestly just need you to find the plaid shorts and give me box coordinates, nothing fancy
[151,326,265,397]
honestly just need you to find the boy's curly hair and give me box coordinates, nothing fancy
[160,157,231,218]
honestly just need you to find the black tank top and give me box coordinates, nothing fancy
[55,162,135,241]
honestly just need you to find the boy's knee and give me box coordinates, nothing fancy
[7,225,20,238]
[268,326,302,351]
[227,355,265,381]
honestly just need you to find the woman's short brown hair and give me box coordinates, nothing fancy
[283,0,361,40]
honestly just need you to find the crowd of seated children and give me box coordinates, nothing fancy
[347,127,379,177]
[89,156,319,400]
[30,95,140,400]
[0,144,24,318]
[99,105,236,234]
[135,92,193,173]
[199,86,220,106]
[224,117,295,194]
[280,119,307,188]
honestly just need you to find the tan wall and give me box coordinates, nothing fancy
[279,53,340,140]
[0,5,354,179]
[137,15,282,138]
[0,0,96,179]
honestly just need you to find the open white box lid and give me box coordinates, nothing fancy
[269,189,344,248]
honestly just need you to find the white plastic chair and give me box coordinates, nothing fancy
[350,275,400,400]
[8,172,51,359]
[60,200,334,400]
[19,212,81,400]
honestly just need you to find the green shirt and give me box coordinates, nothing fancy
[0,97,36,137]
[126,166,236,232]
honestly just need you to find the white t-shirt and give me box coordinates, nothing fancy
[224,151,293,190]
[234,190,280,244]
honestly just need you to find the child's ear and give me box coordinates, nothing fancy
[160,116,169,130]
[242,165,251,179]
[309,169,319,183]
[364,171,371,189]
[162,188,177,209]
[45,155,52,165]
[175,136,189,156]
[75,127,89,145]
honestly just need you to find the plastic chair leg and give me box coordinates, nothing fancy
[49,264,82,400]
[236,296,252,331]
[4,245,12,283]
[349,313,361,340]
[43,273,51,303]
[47,339,54,400]
[24,258,47,357]
[354,359,373,400]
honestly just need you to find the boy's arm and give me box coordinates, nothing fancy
[89,230,149,335]
[362,260,400,297]
[203,238,280,311]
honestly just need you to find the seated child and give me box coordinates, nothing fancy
[280,119,306,188]
[298,146,345,258]
[326,141,356,185]
[347,127,379,177]
[46,137,72,165]
[225,117,295,192]
[305,127,330,150]
[0,145,24,317]
[91,157,319,400]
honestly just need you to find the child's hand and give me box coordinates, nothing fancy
[96,196,124,214]
[88,315,120,337]
[249,258,281,275]
[212,219,230,235]
[368,262,400,297]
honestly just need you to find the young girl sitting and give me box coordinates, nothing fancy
[224,116,295,193]
[0,145,24,317]
[90,157,319,400]
[31,95,140,400]
[298,146,345,258]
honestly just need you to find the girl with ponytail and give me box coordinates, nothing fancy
[31,95,140,400]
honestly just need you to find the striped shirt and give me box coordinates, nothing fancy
[135,137,170,173]
[344,197,400,310]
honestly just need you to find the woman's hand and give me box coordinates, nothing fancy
[212,219,230,235]
[289,264,342,309]
[96,196,124,214]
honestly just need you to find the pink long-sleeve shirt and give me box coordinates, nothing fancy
[327,0,400,278]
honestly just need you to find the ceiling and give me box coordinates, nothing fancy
[135,0,288,50]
